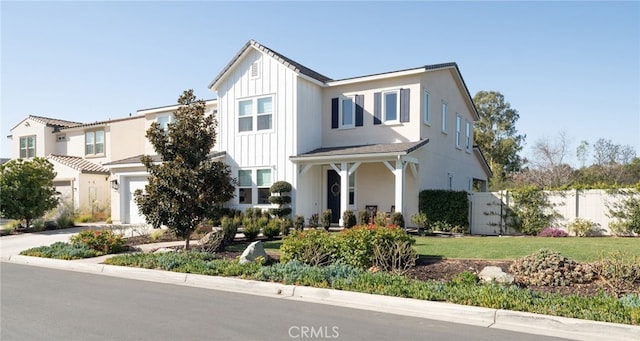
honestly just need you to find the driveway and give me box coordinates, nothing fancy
[0,227,86,259]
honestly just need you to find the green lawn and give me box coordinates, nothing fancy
[231,235,640,263]
[414,236,640,262]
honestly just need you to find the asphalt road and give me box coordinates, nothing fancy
[0,263,569,341]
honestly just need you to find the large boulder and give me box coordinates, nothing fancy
[239,241,269,264]
[478,266,514,285]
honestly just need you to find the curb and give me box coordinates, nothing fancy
[4,255,640,341]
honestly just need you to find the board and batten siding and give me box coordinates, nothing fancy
[216,48,307,209]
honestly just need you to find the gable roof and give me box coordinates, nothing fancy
[290,139,429,163]
[10,115,82,132]
[47,154,109,174]
[209,39,333,90]
[103,151,227,167]
[59,114,144,131]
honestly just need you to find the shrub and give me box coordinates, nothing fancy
[418,190,469,228]
[538,227,569,237]
[431,221,467,234]
[509,249,595,287]
[390,212,405,229]
[263,219,281,240]
[309,213,320,228]
[242,221,260,241]
[411,212,429,233]
[20,242,100,259]
[373,212,387,226]
[221,216,239,245]
[509,187,559,236]
[370,227,417,274]
[280,230,336,266]
[568,218,601,237]
[607,192,640,235]
[321,209,332,231]
[269,181,292,219]
[280,219,293,236]
[149,229,166,242]
[69,229,126,254]
[593,250,640,297]
[342,210,357,229]
[358,210,370,225]
[55,201,75,228]
[293,215,305,231]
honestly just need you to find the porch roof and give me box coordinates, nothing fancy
[290,139,429,163]
[47,154,109,174]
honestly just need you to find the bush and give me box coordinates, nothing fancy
[390,212,405,229]
[309,213,319,228]
[419,190,469,228]
[280,230,336,266]
[280,219,293,236]
[430,221,466,234]
[593,250,640,297]
[411,212,429,233]
[149,229,166,241]
[358,210,370,225]
[20,242,100,259]
[221,216,239,245]
[55,201,75,228]
[69,229,126,254]
[293,215,305,231]
[568,218,601,237]
[242,221,260,241]
[373,212,386,226]
[538,227,569,237]
[342,210,357,228]
[509,249,595,287]
[321,209,332,231]
[263,219,281,240]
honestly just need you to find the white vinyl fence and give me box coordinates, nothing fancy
[469,189,636,236]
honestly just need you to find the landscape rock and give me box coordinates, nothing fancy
[239,241,269,264]
[478,266,514,285]
[153,247,175,254]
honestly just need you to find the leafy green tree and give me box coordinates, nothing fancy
[135,90,236,249]
[473,91,526,189]
[0,158,59,228]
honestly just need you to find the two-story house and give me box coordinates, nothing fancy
[208,40,491,224]
[7,39,491,227]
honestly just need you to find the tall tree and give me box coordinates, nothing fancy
[0,157,59,228]
[592,138,637,183]
[135,90,236,249]
[473,91,525,190]
[525,131,574,188]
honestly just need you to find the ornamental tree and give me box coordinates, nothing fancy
[135,89,236,249]
[0,157,59,229]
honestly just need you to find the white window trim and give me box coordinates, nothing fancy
[339,95,356,129]
[237,95,274,134]
[85,130,105,157]
[455,114,463,149]
[19,135,36,158]
[465,120,472,153]
[382,89,400,124]
[157,114,175,131]
[237,167,273,206]
[423,89,430,125]
[441,101,448,133]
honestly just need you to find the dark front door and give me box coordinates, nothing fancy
[327,169,341,223]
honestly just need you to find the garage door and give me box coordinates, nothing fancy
[126,177,148,224]
[53,180,73,208]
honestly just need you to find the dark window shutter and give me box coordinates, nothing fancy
[400,88,410,122]
[331,97,339,129]
[373,92,382,125]
[355,95,364,127]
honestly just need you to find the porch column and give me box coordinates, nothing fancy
[393,159,405,216]
[339,162,349,226]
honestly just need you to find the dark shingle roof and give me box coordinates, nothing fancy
[292,140,429,160]
[47,154,109,174]
[209,40,333,89]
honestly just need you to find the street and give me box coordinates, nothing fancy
[1,263,568,341]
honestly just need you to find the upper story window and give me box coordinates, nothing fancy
[383,90,399,122]
[373,89,410,125]
[465,120,472,152]
[238,95,273,133]
[441,101,448,133]
[423,90,430,124]
[85,130,105,156]
[455,115,462,149]
[19,135,36,158]
[341,97,355,128]
[331,95,363,129]
[157,115,174,131]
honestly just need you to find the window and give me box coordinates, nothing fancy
[348,173,355,206]
[341,97,354,128]
[456,115,462,149]
[238,168,272,205]
[423,90,430,124]
[441,102,448,132]
[19,136,36,158]
[238,96,273,132]
[85,130,105,156]
[157,115,174,131]
[383,90,399,122]
[465,121,472,151]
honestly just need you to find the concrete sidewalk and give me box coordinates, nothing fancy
[2,231,639,340]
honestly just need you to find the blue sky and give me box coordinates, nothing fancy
[2,1,639,165]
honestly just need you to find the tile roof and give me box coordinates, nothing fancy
[292,139,429,160]
[47,154,109,174]
[209,40,333,89]
[103,151,226,166]
[28,115,83,128]
[59,115,144,130]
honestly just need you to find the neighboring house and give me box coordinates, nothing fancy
[7,39,491,226]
